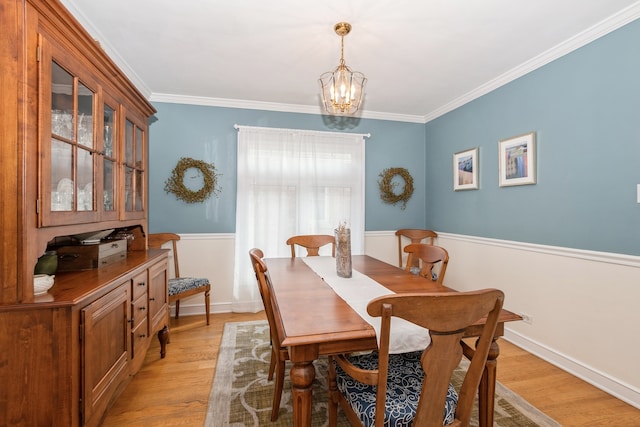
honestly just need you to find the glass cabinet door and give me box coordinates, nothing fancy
[43,55,99,226]
[122,114,146,220]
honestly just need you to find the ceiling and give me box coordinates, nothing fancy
[62,0,640,123]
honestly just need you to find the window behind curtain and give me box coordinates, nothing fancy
[233,125,367,312]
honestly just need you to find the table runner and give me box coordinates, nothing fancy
[302,256,431,354]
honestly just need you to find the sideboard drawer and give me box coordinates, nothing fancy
[131,271,148,301]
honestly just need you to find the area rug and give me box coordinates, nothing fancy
[206,320,560,426]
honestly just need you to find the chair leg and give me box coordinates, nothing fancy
[268,347,276,381]
[174,300,180,319]
[204,289,210,325]
[328,356,338,427]
[271,359,286,421]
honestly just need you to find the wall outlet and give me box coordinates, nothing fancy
[521,313,533,324]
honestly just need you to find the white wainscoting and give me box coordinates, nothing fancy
[172,231,640,409]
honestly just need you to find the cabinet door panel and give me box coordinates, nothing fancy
[148,259,168,333]
[81,283,130,424]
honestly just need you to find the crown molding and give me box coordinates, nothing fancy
[149,93,426,123]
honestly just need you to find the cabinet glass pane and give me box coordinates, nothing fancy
[77,148,93,211]
[51,138,73,211]
[104,105,115,158]
[103,159,115,211]
[125,120,134,164]
[51,62,74,140]
[78,82,94,148]
[135,127,143,165]
[135,170,143,211]
[125,167,134,211]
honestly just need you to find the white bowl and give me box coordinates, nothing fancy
[34,274,55,295]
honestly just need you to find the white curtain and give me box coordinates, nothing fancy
[233,125,367,312]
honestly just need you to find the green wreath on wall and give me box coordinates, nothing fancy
[164,157,221,203]
[378,167,414,210]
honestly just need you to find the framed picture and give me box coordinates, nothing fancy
[498,132,536,187]
[453,147,478,191]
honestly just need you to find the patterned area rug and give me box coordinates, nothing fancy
[206,320,561,426]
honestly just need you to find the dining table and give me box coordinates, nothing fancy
[264,254,522,427]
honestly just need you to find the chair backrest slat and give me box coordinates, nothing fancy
[395,229,437,268]
[286,234,336,258]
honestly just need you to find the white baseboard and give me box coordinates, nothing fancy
[169,301,233,317]
[504,328,640,409]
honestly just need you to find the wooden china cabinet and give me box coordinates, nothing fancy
[0,0,169,426]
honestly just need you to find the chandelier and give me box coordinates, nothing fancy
[318,22,367,115]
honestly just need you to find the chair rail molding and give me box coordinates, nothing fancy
[368,230,640,268]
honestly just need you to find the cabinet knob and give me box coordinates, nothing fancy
[139,334,146,338]
[137,281,146,287]
[128,317,135,324]
[138,306,146,311]
[149,297,155,302]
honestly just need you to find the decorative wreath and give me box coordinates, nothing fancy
[164,157,221,203]
[378,167,414,210]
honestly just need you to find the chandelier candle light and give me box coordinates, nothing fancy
[319,22,367,115]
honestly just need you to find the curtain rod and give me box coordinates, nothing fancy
[234,124,370,139]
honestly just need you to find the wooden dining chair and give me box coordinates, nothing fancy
[249,248,290,421]
[286,234,336,258]
[395,228,437,268]
[403,243,449,284]
[328,288,504,427]
[148,233,211,325]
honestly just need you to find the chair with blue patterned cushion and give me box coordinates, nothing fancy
[328,288,504,427]
[148,233,211,325]
[403,243,449,284]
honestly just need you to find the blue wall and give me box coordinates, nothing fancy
[148,107,426,233]
[424,19,640,255]
[149,19,640,256]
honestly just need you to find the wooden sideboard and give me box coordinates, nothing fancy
[0,250,169,426]
[0,0,165,424]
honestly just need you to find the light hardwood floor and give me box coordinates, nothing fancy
[102,312,640,426]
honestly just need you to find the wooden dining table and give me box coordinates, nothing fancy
[265,254,522,427]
